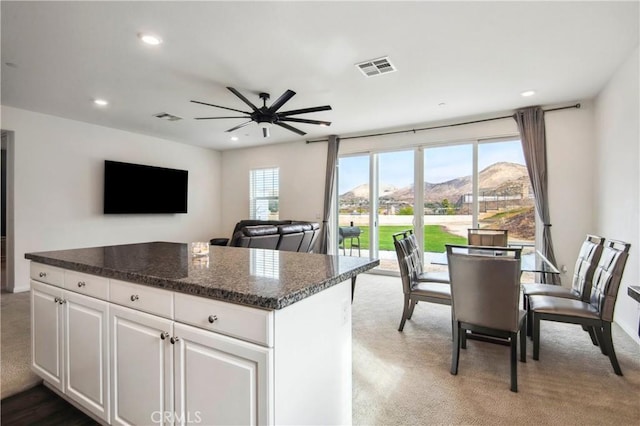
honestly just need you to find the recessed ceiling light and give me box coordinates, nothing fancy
[230,136,239,141]
[138,33,162,46]
[521,90,536,97]
[93,99,109,106]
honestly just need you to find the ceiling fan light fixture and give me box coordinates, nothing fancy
[257,121,272,129]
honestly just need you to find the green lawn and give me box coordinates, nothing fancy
[341,225,466,252]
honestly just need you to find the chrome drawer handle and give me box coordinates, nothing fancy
[39,272,47,278]
[130,294,139,302]
[160,332,170,340]
[54,297,60,303]
[58,298,66,305]
[208,315,218,324]
[77,281,86,288]
[170,336,180,345]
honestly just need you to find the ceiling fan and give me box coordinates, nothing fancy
[191,87,332,138]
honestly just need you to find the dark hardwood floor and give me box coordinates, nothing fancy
[1,385,98,425]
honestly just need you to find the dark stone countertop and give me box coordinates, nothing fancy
[25,242,379,310]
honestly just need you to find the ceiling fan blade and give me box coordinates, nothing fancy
[262,127,270,138]
[195,116,251,120]
[279,117,331,126]
[227,87,259,112]
[275,122,306,136]
[225,120,254,132]
[268,90,296,113]
[191,100,250,115]
[278,105,332,116]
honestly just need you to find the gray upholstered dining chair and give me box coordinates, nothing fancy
[467,228,508,247]
[530,239,630,375]
[392,229,449,284]
[446,244,525,392]
[522,234,604,339]
[393,234,451,332]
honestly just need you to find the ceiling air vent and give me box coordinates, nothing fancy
[356,56,397,78]
[153,112,182,121]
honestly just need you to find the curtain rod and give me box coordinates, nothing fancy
[305,103,581,144]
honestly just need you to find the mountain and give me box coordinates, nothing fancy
[339,162,530,204]
[340,183,398,200]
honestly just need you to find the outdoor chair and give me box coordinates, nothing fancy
[467,228,508,247]
[393,234,451,332]
[446,244,525,392]
[530,239,630,375]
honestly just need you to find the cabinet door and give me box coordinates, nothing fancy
[31,280,64,391]
[174,323,272,426]
[110,305,174,426]
[64,290,110,422]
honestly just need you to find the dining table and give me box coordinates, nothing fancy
[428,248,560,278]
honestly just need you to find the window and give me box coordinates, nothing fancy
[250,167,279,220]
[336,137,533,277]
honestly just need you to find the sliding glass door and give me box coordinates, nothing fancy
[336,137,534,276]
[337,155,371,258]
[377,150,414,271]
[422,144,473,272]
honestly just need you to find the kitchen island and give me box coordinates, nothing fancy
[26,242,378,425]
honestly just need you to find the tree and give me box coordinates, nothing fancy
[398,206,413,215]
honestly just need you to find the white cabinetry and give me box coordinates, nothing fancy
[110,304,173,426]
[174,322,271,426]
[110,289,272,426]
[31,280,64,390]
[31,278,110,422]
[30,261,352,425]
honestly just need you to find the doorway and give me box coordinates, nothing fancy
[1,130,14,292]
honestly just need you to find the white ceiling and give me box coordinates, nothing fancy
[1,1,638,151]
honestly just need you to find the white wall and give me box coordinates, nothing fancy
[594,46,640,343]
[221,105,598,288]
[220,141,327,236]
[1,106,222,292]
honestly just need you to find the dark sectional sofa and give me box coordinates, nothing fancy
[210,220,321,253]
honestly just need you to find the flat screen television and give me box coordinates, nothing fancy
[104,160,188,214]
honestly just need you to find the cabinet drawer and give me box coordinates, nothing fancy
[110,280,174,319]
[65,271,109,300]
[175,293,273,347]
[30,263,65,287]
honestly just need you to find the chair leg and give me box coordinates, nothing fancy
[533,313,540,360]
[451,321,460,375]
[407,299,417,319]
[519,324,526,363]
[461,328,467,349]
[586,326,599,346]
[398,295,411,332]
[510,331,518,392]
[525,295,533,338]
[594,326,608,355]
[602,322,623,376]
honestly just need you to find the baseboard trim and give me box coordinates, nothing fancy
[9,285,30,293]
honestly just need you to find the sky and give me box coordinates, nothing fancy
[338,139,525,194]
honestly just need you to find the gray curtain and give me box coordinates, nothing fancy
[319,135,340,254]
[513,107,560,284]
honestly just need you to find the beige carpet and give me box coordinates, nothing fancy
[352,274,640,425]
[1,291,41,400]
[1,275,639,424]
